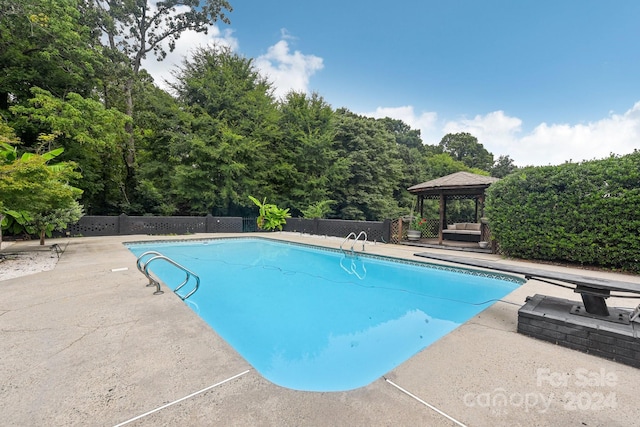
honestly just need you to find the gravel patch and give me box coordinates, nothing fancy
[0,243,60,281]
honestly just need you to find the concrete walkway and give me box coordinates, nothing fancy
[1,233,640,426]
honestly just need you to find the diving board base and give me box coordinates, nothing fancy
[518,294,640,368]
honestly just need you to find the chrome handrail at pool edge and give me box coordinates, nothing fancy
[136,251,201,300]
[339,232,368,279]
[353,231,367,252]
[340,231,368,256]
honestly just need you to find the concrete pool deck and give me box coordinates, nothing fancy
[2,233,640,426]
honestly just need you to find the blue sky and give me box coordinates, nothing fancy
[144,1,640,166]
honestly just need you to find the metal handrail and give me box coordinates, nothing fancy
[339,231,368,279]
[340,232,357,253]
[136,250,162,274]
[351,231,367,252]
[136,251,201,300]
[340,231,367,255]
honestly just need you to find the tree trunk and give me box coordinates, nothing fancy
[124,78,136,168]
[40,229,46,246]
[122,77,136,207]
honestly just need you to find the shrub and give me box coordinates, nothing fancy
[301,200,334,219]
[485,151,640,272]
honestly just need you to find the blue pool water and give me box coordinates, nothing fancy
[127,238,523,391]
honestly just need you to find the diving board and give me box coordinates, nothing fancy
[414,252,640,321]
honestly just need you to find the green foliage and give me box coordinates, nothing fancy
[379,117,424,150]
[1,209,32,234]
[132,79,192,215]
[249,196,291,231]
[447,199,479,223]
[332,109,405,220]
[170,47,280,216]
[486,152,640,272]
[0,141,18,164]
[1,3,539,228]
[438,132,494,171]
[380,118,432,214]
[425,153,474,178]
[491,154,518,178]
[277,92,342,215]
[0,0,100,110]
[90,0,232,201]
[301,200,335,219]
[25,200,84,245]
[92,0,232,74]
[410,217,430,233]
[0,144,82,243]
[9,88,129,213]
[0,149,79,212]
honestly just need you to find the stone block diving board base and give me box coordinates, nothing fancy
[518,294,640,368]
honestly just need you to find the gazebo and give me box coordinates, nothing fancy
[407,171,499,244]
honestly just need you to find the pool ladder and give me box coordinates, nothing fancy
[340,231,367,279]
[136,251,201,300]
[340,231,367,255]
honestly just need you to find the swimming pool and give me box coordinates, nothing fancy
[127,238,523,391]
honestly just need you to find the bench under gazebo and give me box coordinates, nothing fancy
[407,171,499,245]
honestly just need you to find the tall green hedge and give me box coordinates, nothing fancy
[485,151,640,272]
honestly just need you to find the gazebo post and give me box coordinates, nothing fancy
[438,193,445,244]
[474,197,479,222]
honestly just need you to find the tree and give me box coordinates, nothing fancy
[26,200,83,245]
[170,46,280,216]
[438,132,494,171]
[0,0,100,111]
[379,117,429,212]
[0,143,82,245]
[91,0,232,173]
[277,92,346,215]
[301,200,335,219]
[491,154,517,178]
[131,75,193,215]
[425,153,473,179]
[379,117,424,150]
[332,110,404,220]
[0,127,20,243]
[9,88,130,214]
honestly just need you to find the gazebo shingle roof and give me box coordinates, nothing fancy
[408,171,499,194]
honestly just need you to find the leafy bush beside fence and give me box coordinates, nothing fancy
[486,151,640,272]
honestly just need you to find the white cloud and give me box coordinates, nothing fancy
[442,105,640,166]
[517,104,640,165]
[361,104,640,166]
[142,22,323,101]
[253,39,324,99]
[143,27,322,99]
[141,25,239,91]
[442,111,523,161]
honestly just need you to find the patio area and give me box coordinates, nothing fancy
[2,233,640,426]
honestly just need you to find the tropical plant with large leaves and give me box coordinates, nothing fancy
[249,196,291,231]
